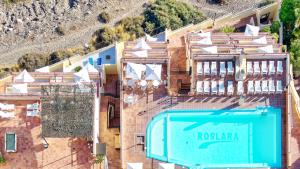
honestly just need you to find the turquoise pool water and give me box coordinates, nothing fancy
[146,107,282,169]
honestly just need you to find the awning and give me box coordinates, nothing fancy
[14,69,35,83]
[196,32,211,38]
[12,83,28,93]
[158,163,175,169]
[74,67,90,83]
[252,36,267,44]
[133,38,151,50]
[201,46,218,54]
[146,34,158,42]
[145,64,162,80]
[84,63,98,73]
[244,24,259,36]
[196,37,212,45]
[35,66,50,73]
[132,50,148,57]
[257,45,274,53]
[127,163,143,169]
[125,62,146,80]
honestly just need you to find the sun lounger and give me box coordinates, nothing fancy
[211,81,218,94]
[0,104,15,111]
[247,81,254,94]
[269,80,275,93]
[247,61,253,75]
[277,61,283,75]
[220,62,226,77]
[196,81,203,94]
[5,132,17,152]
[262,80,268,93]
[237,81,244,95]
[227,61,234,75]
[218,81,225,95]
[254,81,262,94]
[269,61,275,75]
[204,62,210,75]
[254,62,260,75]
[27,103,39,110]
[227,81,234,95]
[276,80,283,93]
[0,111,15,118]
[204,81,210,94]
[211,62,217,76]
[26,109,39,117]
[261,61,268,75]
[197,62,203,75]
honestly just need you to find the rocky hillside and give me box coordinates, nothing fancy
[0,0,149,64]
[0,0,265,64]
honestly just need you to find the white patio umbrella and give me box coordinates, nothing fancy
[127,163,143,169]
[132,50,148,57]
[35,66,50,73]
[12,83,28,93]
[252,36,267,44]
[159,163,175,169]
[201,46,218,54]
[257,45,274,53]
[197,32,211,38]
[125,62,146,80]
[14,69,35,83]
[84,63,98,73]
[145,34,158,42]
[145,64,162,80]
[196,37,212,45]
[133,38,152,50]
[74,67,90,83]
[244,24,259,36]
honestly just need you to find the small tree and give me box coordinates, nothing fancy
[270,21,281,33]
[220,25,235,33]
[95,154,105,169]
[74,66,82,72]
[98,12,110,23]
[0,154,6,164]
[18,53,48,71]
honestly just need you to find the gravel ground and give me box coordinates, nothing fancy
[0,0,265,65]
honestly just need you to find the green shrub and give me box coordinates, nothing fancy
[220,25,235,33]
[270,21,280,34]
[74,66,82,72]
[144,0,205,34]
[55,26,65,36]
[98,12,110,23]
[17,53,48,71]
[117,16,145,38]
[49,50,73,64]
[95,154,104,164]
[0,155,5,164]
[261,26,271,33]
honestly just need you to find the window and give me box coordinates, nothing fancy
[105,55,111,60]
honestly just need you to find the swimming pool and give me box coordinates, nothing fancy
[146,107,282,168]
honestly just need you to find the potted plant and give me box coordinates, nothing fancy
[0,153,6,166]
[95,154,105,169]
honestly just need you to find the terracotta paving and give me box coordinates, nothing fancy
[0,100,95,169]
